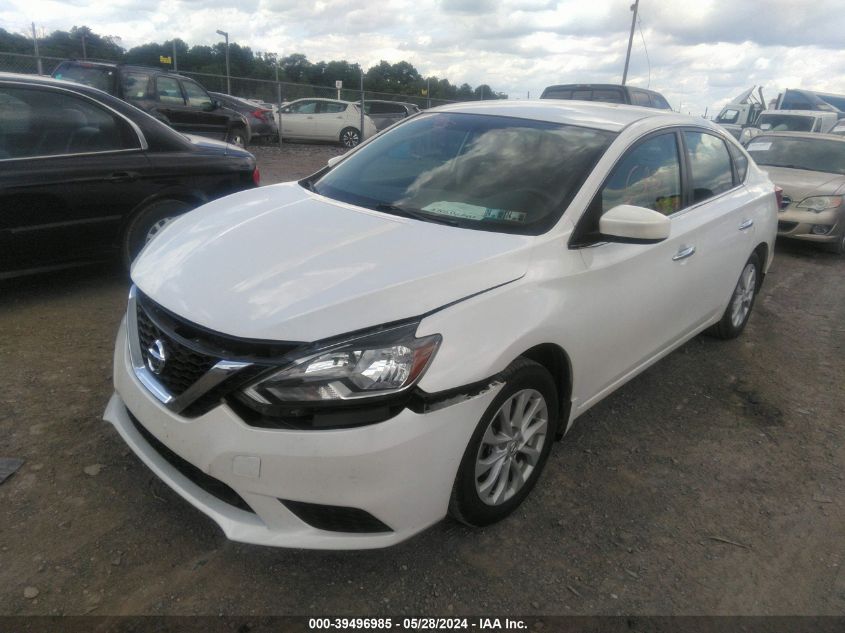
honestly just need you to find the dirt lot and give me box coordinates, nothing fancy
[1,143,844,617]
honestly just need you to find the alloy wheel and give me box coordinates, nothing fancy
[730,262,757,328]
[145,217,176,245]
[475,388,549,506]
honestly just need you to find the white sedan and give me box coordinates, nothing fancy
[278,97,378,147]
[105,101,778,549]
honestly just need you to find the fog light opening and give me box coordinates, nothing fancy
[812,224,832,235]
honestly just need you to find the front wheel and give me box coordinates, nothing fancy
[824,230,845,255]
[122,199,192,268]
[710,252,761,339]
[449,358,559,527]
[339,127,361,148]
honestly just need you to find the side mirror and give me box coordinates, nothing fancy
[599,205,670,243]
[327,155,343,168]
[207,99,221,112]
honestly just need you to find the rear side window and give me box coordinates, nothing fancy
[684,131,734,203]
[156,77,185,105]
[289,100,317,114]
[600,133,682,216]
[321,102,347,114]
[0,86,140,159]
[542,88,573,99]
[181,79,212,109]
[122,72,150,101]
[52,63,117,94]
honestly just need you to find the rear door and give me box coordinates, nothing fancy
[0,83,151,274]
[312,101,348,140]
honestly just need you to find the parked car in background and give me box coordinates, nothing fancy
[278,98,377,147]
[210,92,278,144]
[739,110,840,145]
[105,101,776,549]
[51,61,250,146]
[364,100,421,131]
[830,120,845,136]
[746,132,845,254]
[540,83,672,109]
[0,73,258,277]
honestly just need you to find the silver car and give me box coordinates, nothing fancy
[364,100,421,131]
[746,131,845,254]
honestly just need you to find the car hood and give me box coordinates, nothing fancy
[762,166,845,201]
[182,133,252,158]
[131,183,534,342]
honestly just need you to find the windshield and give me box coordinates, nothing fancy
[746,135,845,175]
[52,64,116,94]
[311,112,615,234]
[716,108,740,124]
[757,114,815,132]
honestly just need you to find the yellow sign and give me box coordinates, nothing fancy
[421,88,428,96]
[160,55,172,64]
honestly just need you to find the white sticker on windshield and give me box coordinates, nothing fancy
[422,201,527,223]
[746,142,772,152]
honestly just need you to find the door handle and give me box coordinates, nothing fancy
[672,245,696,261]
[739,218,754,230]
[107,171,139,183]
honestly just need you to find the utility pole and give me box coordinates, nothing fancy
[276,61,284,148]
[426,77,431,109]
[81,32,87,59]
[216,30,230,94]
[621,0,639,85]
[31,23,43,75]
[172,40,178,72]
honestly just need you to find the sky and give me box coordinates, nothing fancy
[4,0,845,116]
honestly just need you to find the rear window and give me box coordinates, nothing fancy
[541,88,573,100]
[631,91,651,107]
[52,63,116,94]
[121,72,150,101]
[651,94,672,109]
[757,114,815,133]
[746,135,845,176]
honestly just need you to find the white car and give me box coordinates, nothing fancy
[278,97,378,147]
[104,101,778,549]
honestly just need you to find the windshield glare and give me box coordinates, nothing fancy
[746,136,845,175]
[312,112,615,234]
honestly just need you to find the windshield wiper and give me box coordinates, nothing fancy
[374,203,460,227]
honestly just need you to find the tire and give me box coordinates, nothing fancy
[226,126,247,147]
[122,199,192,269]
[710,252,761,339]
[339,127,361,148]
[449,358,559,527]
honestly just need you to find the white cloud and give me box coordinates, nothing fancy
[4,0,845,115]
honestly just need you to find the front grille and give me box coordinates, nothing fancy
[281,499,392,533]
[136,304,218,396]
[778,221,798,232]
[127,411,255,514]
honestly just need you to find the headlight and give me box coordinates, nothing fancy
[242,323,441,404]
[797,196,843,212]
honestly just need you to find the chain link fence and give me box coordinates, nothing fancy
[0,52,457,109]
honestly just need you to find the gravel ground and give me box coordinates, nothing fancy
[0,142,843,617]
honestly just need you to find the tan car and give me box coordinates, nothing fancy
[746,132,845,254]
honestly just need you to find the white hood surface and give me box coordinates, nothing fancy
[131,183,534,342]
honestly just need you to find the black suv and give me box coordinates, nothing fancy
[52,61,249,145]
[540,83,672,110]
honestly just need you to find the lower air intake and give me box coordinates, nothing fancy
[281,499,392,533]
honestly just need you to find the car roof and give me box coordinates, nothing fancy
[429,99,699,133]
[750,131,845,142]
[542,83,662,95]
[288,97,353,104]
[0,71,108,94]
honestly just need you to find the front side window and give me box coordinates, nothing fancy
[684,131,734,203]
[122,72,150,101]
[312,112,615,235]
[600,133,682,216]
[156,77,184,105]
[321,101,346,114]
[0,86,139,158]
[289,100,318,114]
[181,79,212,109]
[717,109,740,124]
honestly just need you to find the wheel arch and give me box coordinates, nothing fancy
[752,241,769,289]
[517,343,573,439]
[117,188,207,247]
